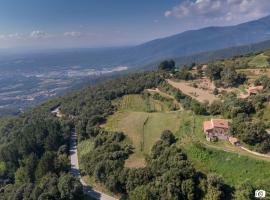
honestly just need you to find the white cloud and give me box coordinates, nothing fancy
[0,33,22,40]
[64,31,82,37]
[165,0,270,24]
[30,30,48,39]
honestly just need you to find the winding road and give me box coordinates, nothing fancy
[69,130,117,200]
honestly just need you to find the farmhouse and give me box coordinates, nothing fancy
[203,118,230,141]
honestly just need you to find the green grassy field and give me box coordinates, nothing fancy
[184,144,270,187]
[174,113,270,187]
[248,54,270,68]
[104,93,270,187]
[112,94,174,112]
[105,111,182,168]
[105,94,182,167]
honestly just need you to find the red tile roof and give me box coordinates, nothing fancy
[203,121,213,132]
[203,119,230,132]
[211,119,229,129]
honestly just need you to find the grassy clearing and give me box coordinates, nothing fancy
[105,111,182,168]
[248,54,270,68]
[174,113,270,187]
[184,144,270,187]
[106,93,182,168]
[112,94,174,112]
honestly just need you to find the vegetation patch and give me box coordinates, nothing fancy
[184,144,270,187]
[77,138,94,165]
[112,94,176,112]
[248,54,270,68]
[105,111,182,168]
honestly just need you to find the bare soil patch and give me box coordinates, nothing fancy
[167,79,218,103]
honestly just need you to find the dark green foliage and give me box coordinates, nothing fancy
[206,64,246,87]
[60,72,162,140]
[234,181,254,200]
[206,63,223,81]
[80,128,231,199]
[204,174,226,200]
[209,100,223,115]
[58,173,83,200]
[160,130,176,145]
[158,60,175,71]
[254,75,270,90]
[230,117,270,153]
[221,95,255,118]
[174,69,194,80]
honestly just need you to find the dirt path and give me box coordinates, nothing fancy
[167,79,218,103]
[240,146,270,158]
[70,131,117,200]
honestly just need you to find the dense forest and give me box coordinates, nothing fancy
[1,52,270,199]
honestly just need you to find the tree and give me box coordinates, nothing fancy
[234,181,254,200]
[58,174,83,200]
[158,60,175,71]
[204,174,225,200]
[160,130,176,145]
[205,64,223,81]
[181,179,195,200]
[32,173,60,200]
[209,100,222,115]
[35,152,56,180]
[129,185,155,200]
[220,66,246,87]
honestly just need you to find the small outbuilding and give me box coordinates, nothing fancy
[228,136,240,146]
[248,85,263,95]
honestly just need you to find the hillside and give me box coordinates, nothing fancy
[2,15,270,70]
[2,50,270,199]
[3,15,270,117]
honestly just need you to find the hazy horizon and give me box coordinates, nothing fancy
[1,0,270,49]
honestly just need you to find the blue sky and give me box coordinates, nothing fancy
[1,0,270,49]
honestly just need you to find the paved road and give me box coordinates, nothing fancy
[69,131,117,200]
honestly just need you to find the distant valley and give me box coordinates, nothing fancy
[2,14,270,116]
[0,62,128,116]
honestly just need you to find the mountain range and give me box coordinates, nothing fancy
[2,15,270,71]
